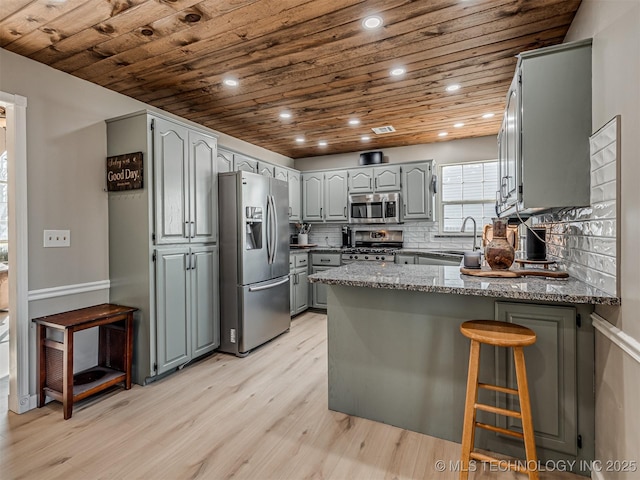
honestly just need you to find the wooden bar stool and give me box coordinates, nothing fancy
[459,320,539,480]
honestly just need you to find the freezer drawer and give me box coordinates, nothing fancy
[238,276,290,354]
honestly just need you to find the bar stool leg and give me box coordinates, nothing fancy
[513,346,539,480]
[460,339,481,480]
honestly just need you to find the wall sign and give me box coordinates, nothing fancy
[106,152,143,191]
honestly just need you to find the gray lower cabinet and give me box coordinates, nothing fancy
[290,252,309,315]
[493,302,577,456]
[311,253,341,308]
[155,245,219,375]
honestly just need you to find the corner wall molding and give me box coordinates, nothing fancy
[592,313,640,365]
[28,280,110,302]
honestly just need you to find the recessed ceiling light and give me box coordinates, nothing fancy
[453,122,465,128]
[482,112,495,119]
[361,136,371,142]
[223,78,238,87]
[318,140,328,147]
[438,132,448,137]
[279,112,292,119]
[390,67,405,76]
[362,15,383,29]
[445,84,461,92]
[348,119,360,126]
[295,137,305,143]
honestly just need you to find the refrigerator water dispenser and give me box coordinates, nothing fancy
[245,206,263,250]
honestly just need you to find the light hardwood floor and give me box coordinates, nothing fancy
[1,311,582,479]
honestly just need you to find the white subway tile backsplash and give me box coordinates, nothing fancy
[532,117,618,297]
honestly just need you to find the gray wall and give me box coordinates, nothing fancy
[294,136,497,171]
[0,48,291,292]
[565,1,640,477]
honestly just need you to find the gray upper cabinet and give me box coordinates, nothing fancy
[234,154,258,173]
[401,162,434,220]
[258,161,274,177]
[274,166,288,182]
[324,170,348,221]
[288,169,301,222]
[217,148,233,173]
[303,170,348,222]
[496,39,592,216]
[493,302,577,457]
[348,165,401,193]
[154,117,217,245]
[302,172,324,221]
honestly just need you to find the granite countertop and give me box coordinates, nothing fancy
[308,262,620,305]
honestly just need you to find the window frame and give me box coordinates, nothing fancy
[437,159,498,235]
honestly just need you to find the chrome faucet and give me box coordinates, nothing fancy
[461,216,479,251]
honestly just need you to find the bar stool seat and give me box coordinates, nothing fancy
[459,320,539,480]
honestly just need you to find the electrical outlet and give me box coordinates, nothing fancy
[44,230,70,247]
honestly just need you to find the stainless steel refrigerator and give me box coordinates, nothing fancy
[218,171,290,356]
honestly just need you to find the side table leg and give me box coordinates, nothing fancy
[63,329,74,419]
[125,312,133,390]
[37,324,46,408]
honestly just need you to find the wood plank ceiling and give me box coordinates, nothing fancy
[0,0,581,159]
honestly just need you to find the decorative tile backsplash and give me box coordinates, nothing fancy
[530,117,619,296]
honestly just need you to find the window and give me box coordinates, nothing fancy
[440,160,498,233]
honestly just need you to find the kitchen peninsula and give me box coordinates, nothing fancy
[309,263,619,475]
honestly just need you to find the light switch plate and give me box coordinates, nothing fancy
[44,230,70,247]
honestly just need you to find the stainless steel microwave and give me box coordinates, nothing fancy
[348,192,401,224]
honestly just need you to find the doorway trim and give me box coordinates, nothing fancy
[0,91,30,413]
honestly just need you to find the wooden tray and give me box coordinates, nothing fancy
[290,244,318,249]
[460,266,568,279]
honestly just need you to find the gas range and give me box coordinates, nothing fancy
[341,248,398,263]
[341,229,403,263]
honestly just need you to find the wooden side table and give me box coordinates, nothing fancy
[33,303,137,419]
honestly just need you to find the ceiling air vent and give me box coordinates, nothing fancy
[371,125,396,134]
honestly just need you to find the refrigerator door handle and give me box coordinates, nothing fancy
[266,195,273,264]
[271,194,278,263]
[248,276,290,292]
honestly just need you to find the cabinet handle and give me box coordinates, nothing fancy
[191,252,196,270]
[375,177,378,190]
[191,221,195,238]
[289,206,292,217]
[295,273,299,284]
[370,178,373,190]
[320,207,323,218]
[320,258,330,263]
[344,206,347,217]
[185,254,191,271]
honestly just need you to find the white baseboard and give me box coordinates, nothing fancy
[28,280,110,301]
[592,313,640,364]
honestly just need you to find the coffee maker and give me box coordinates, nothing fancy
[341,226,353,247]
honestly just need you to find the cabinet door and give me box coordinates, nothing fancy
[153,117,189,245]
[189,131,217,244]
[191,245,219,358]
[495,302,577,456]
[288,170,301,222]
[294,269,309,314]
[311,266,334,308]
[156,248,191,374]
[348,168,374,193]
[217,149,233,173]
[302,172,323,221]
[324,170,348,221]
[258,161,274,177]
[401,163,433,220]
[374,165,401,191]
[234,154,258,173]
[290,272,296,316]
[274,166,288,182]
[502,78,519,207]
